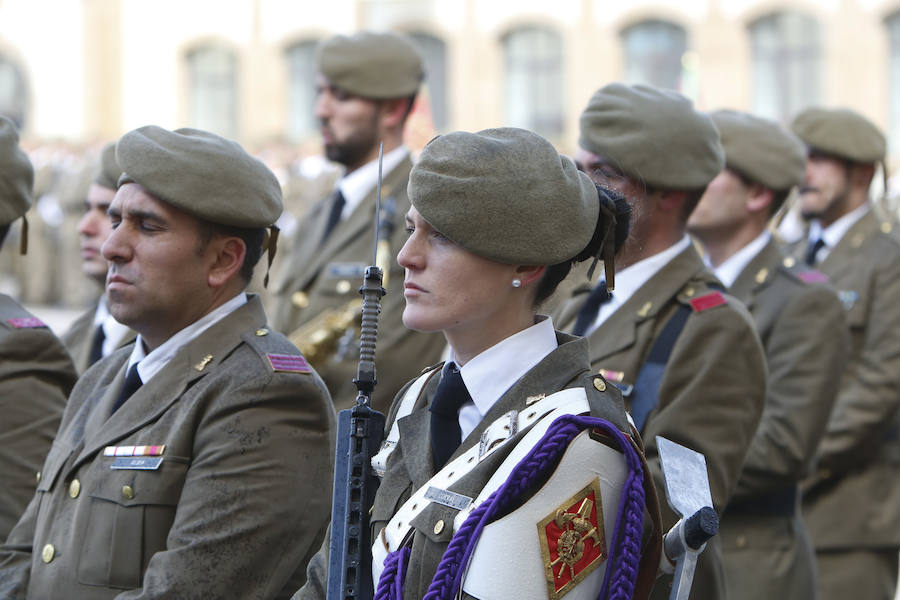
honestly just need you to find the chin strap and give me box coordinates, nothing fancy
[19,215,28,255]
[586,196,617,290]
[262,224,280,288]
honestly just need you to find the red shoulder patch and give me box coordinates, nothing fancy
[690,291,727,312]
[266,353,311,374]
[796,270,829,284]
[7,317,47,329]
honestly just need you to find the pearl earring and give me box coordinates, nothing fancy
[512,278,522,288]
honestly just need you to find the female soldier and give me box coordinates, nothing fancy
[297,128,660,600]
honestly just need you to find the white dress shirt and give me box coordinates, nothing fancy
[586,235,692,335]
[92,295,134,358]
[127,293,248,384]
[712,231,771,288]
[445,316,559,440]
[806,204,870,265]
[337,145,409,220]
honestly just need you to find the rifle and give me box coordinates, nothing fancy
[326,143,389,600]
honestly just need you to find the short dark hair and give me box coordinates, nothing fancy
[195,220,267,285]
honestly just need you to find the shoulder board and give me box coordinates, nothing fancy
[6,316,48,329]
[689,291,727,312]
[266,352,312,374]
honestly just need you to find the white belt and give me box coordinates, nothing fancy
[371,387,591,584]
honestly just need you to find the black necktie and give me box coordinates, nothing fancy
[572,281,613,336]
[805,238,826,266]
[88,324,105,366]
[111,364,143,414]
[321,189,346,245]
[429,365,472,470]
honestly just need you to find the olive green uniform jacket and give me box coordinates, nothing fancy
[0,295,77,541]
[61,300,136,375]
[295,332,660,600]
[555,244,767,600]
[789,211,900,552]
[0,296,336,600]
[720,238,848,600]
[267,156,445,413]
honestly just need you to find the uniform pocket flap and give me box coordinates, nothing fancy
[410,501,459,544]
[87,457,189,506]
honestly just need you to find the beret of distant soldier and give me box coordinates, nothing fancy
[317,31,424,99]
[0,116,33,227]
[116,126,282,228]
[791,107,886,164]
[579,83,725,190]
[94,141,123,191]
[408,127,599,265]
[711,109,806,191]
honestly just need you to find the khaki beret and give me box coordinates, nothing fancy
[579,83,724,190]
[317,31,423,99]
[710,110,806,191]
[791,107,886,164]
[0,116,33,227]
[116,126,282,228]
[94,141,124,190]
[409,128,599,265]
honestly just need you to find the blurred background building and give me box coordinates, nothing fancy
[1,0,899,313]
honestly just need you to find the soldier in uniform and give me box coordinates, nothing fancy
[268,31,445,413]
[296,127,662,600]
[0,116,78,542]
[555,83,767,600]
[0,126,336,599]
[787,107,900,600]
[62,142,135,374]
[687,110,848,599]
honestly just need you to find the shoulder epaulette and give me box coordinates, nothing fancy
[795,270,829,285]
[689,291,727,312]
[6,316,47,329]
[266,352,312,374]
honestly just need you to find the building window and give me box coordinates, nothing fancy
[621,20,687,91]
[187,46,238,138]
[286,40,319,142]
[407,32,449,132]
[749,12,822,123]
[0,56,27,129]
[502,26,564,139]
[888,12,900,153]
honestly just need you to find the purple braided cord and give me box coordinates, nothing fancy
[424,414,645,600]
[374,546,411,600]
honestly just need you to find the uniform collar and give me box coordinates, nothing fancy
[338,145,409,220]
[128,292,248,383]
[449,316,558,421]
[713,230,771,288]
[809,203,870,252]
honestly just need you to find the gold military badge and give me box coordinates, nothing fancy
[538,478,607,599]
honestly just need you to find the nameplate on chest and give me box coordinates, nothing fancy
[111,456,164,470]
[425,486,473,511]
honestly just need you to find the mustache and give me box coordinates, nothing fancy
[797,185,819,194]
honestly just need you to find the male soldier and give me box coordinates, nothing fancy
[555,84,767,599]
[62,142,135,374]
[788,107,900,600]
[687,109,848,599]
[0,117,77,541]
[0,126,335,599]
[268,31,444,412]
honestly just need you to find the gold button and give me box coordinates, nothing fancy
[433,519,445,535]
[41,543,55,563]
[593,377,606,392]
[68,479,81,499]
[36,471,41,484]
[122,485,135,500]
[684,287,695,297]
[336,280,352,294]
[255,328,268,337]
[755,268,768,284]
[637,301,652,317]
[291,291,309,308]
[736,535,746,548]
[881,222,892,234]
[783,256,796,268]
